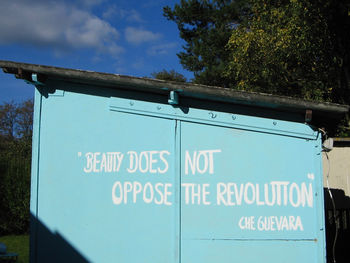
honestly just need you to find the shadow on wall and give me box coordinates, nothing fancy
[30,214,89,263]
[29,189,349,263]
[324,188,350,263]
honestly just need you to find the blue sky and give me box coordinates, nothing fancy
[0,0,193,103]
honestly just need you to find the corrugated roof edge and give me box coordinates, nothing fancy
[1,60,348,119]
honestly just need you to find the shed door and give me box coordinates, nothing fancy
[180,121,322,263]
[36,98,179,263]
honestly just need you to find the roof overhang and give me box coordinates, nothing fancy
[1,60,348,132]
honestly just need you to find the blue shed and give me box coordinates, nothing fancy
[1,61,348,263]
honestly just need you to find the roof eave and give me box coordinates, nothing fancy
[0,60,348,120]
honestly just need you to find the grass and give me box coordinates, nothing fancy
[0,235,29,263]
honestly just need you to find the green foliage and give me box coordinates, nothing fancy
[225,0,350,104]
[151,69,187,82]
[163,0,249,87]
[166,0,350,134]
[166,0,350,106]
[0,102,17,141]
[0,100,33,235]
[0,235,29,263]
[0,152,31,235]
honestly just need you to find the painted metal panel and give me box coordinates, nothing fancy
[180,121,325,262]
[30,87,326,262]
[181,240,320,263]
[109,97,318,140]
[32,89,178,262]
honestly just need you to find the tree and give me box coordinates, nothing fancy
[16,99,34,141]
[0,99,33,146]
[163,0,249,87]
[165,0,350,105]
[225,0,350,104]
[151,69,187,82]
[0,99,33,234]
[0,102,18,140]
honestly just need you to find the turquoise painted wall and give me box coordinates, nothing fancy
[30,82,326,263]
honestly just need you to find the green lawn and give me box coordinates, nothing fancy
[0,235,29,263]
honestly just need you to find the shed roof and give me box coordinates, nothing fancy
[0,60,348,132]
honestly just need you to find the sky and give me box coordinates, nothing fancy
[0,0,193,103]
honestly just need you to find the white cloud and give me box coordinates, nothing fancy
[125,27,162,45]
[103,6,144,23]
[102,6,118,20]
[0,0,123,56]
[127,10,144,23]
[147,42,178,56]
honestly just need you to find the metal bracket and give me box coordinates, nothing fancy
[31,73,45,86]
[168,91,179,105]
[24,73,45,86]
[48,89,65,97]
